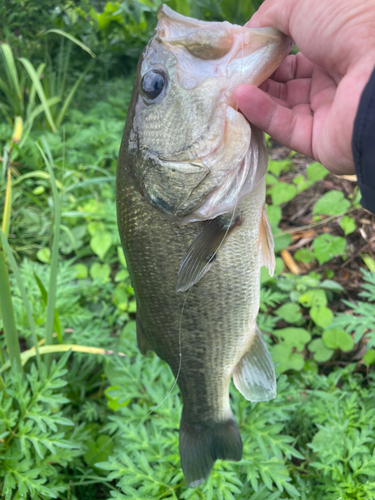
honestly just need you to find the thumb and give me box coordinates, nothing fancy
[245,0,295,37]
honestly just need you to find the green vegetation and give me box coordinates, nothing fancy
[1,1,375,499]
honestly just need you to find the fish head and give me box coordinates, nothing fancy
[123,5,293,224]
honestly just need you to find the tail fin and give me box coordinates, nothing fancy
[179,414,242,488]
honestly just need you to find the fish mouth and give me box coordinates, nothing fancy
[157,5,293,91]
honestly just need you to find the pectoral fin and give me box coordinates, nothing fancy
[233,325,276,402]
[259,205,275,276]
[176,217,229,292]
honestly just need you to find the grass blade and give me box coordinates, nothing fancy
[25,96,61,137]
[0,244,22,372]
[13,170,64,190]
[18,57,57,132]
[55,63,92,129]
[1,148,8,179]
[0,145,22,371]
[0,43,22,101]
[64,176,115,193]
[0,344,126,373]
[2,168,12,240]
[34,272,63,343]
[0,229,41,370]
[45,29,96,58]
[36,140,61,358]
[11,116,23,146]
[25,62,45,120]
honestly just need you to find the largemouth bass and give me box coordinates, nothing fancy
[117,5,293,488]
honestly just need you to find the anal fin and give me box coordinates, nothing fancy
[233,325,276,402]
[260,204,275,276]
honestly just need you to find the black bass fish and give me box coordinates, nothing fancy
[117,5,293,487]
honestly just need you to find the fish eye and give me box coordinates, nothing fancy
[141,70,166,100]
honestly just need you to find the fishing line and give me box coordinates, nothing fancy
[146,286,191,417]
[235,31,245,113]
[147,24,245,417]
[154,31,246,407]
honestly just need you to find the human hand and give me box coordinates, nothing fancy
[233,0,375,175]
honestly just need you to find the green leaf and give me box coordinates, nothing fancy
[33,185,45,195]
[322,328,354,352]
[90,231,112,260]
[273,327,311,350]
[268,160,291,177]
[363,349,375,366]
[306,162,329,182]
[115,269,129,282]
[308,338,334,362]
[272,344,304,372]
[128,301,137,313]
[33,271,62,343]
[37,141,62,351]
[274,233,292,253]
[313,190,350,215]
[319,279,344,293]
[270,182,297,206]
[275,303,302,323]
[55,64,92,128]
[117,246,127,267]
[19,58,57,132]
[260,257,284,284]
[293,175,311,193]
[294,249,315,263]
[304,359,318,373]
[360,253,375,273]
[112,284,129,311]
[0,43,21,100]
[298,289,327,308]
[37,247,51,264]
[266,204,282,232]
[72,263,88,279]
[85,435,114,466]
[310,306,333,328]
[313,234,346,264]
[339,215,356,235]
[266,172,277,186]
[45,29,96,56]
[90,262,111,283]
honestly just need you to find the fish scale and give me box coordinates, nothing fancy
[117,155,264,423]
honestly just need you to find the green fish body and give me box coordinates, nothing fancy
[117,5,293,487]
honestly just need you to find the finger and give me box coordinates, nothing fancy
[245,0,297,34]
[260,78,312,107]
[233,84,314,158]
[270,53,314,82]
[261,94,313,115]
[292,103,313,115]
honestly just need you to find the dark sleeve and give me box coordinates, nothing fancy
[352,66,375,214]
